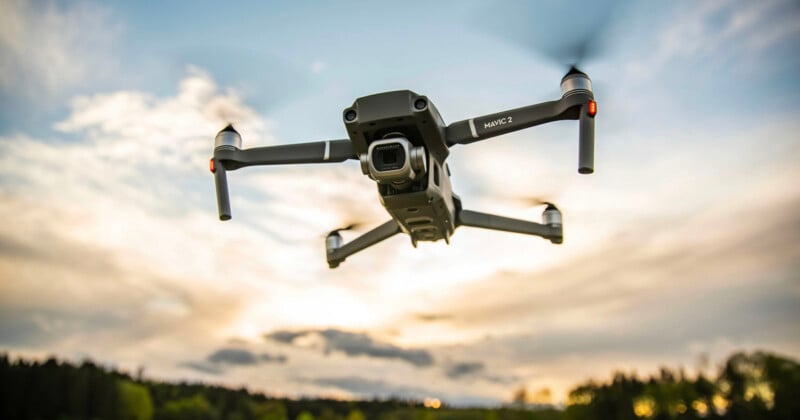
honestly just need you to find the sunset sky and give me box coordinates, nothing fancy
[1,0,799,406]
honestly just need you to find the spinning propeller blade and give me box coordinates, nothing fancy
[325,221,367,237]
[508,196,558,209]
[474,0,624,73]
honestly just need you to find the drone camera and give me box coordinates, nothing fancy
[360,138,426,183]
[372,142,405,171]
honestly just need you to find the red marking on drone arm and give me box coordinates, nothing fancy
[209,158,216,173]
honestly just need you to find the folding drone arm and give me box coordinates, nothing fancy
[445,90,596,174]
[326,220,402,269]
[210,125,357,220]
[214,140,357,170]
[456,208,563,244]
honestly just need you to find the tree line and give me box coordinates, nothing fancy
[562,351,799,420]
[0,350,797,419]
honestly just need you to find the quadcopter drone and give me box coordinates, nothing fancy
[211,67,596,268]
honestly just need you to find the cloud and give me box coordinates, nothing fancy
[207,348,259,365]
[0,0,119,97]
[307,376,431,400]
[396,191,800,399]
[0,68,295,380]
[265,328,434,367]
[0,223,118,276]
[305,375,503,406]
[179,347,287,376]
[310,60,327,74]
[0,67,295,288]
[260,353,289,364]
[440,361,518,384]
[206,348,288,365]
[180,361,224,376]
[444,361,484,379]
[0,184,251,333]
[0,307,127,348]
[627,0,800,79]
[414,313,452,323]
[52,66,271,173]
[438,193,800,335]
[0,66,410,391]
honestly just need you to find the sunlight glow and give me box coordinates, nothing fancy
[745,383,775,408]
[567,392,592,406]
[692,400,709,416]
[712,394,729,414]
[423,398,442,409]
[633,396,655,418]
[676,402,687,414]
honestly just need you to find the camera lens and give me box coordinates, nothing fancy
[383,150,397,164]
[372,143,406,171]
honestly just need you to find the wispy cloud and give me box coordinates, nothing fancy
[414,313,453,323]
[266,328,434,367]
[310,60,327,74]
[0,69,299,375]
[305,376,432,400]
[426,192,800,335]
[444,361,484,379]
[207,348,287,365]
[0,0,119,98]
[627,0,800,79]
[179,347,287,376]
[180,361,225,376]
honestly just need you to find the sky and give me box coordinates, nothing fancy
[1,0,799,407]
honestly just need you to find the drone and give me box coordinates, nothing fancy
[211,67,596,268]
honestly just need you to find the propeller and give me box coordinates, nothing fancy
[505,196,560,209]
[474,0,624,74]
[325,221,367,237]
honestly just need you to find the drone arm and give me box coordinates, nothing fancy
[446,99,569,145]
[327,220,402,268]
[211,139,357,221]
[214,140,357,170]
[456,209,562,243]
[446,93,595,173]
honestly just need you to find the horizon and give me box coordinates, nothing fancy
[1,348,795,408]
[1,0,799,407]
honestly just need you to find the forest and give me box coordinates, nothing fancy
[0,350,797,420]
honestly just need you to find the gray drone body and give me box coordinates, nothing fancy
[212,69,596,268]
